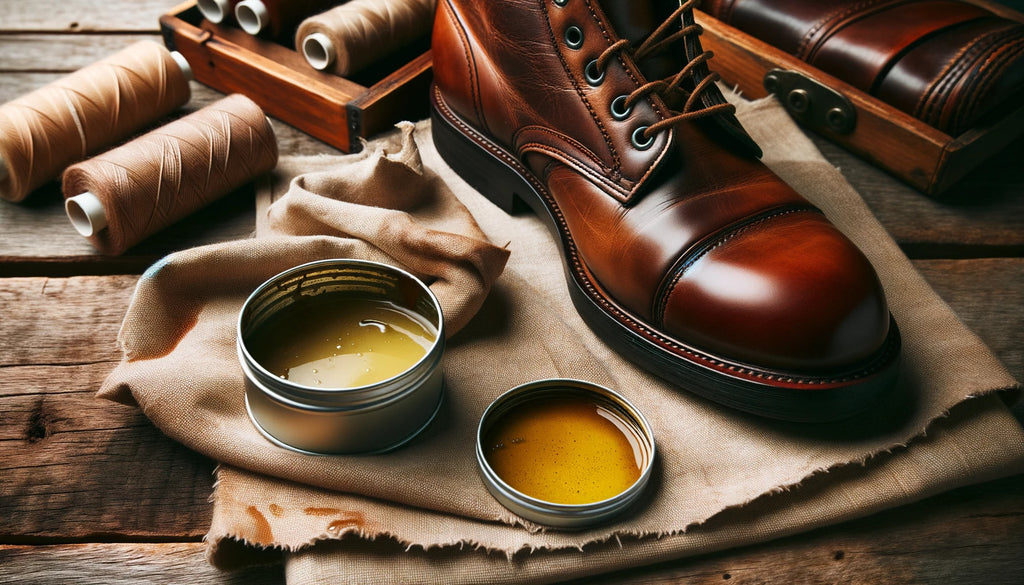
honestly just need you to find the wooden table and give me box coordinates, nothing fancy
[1,2,1022,583]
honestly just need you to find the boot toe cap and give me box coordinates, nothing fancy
[660,212,891,373]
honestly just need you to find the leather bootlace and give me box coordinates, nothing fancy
[593,0,734,142]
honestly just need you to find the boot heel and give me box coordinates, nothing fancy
[430,101,533,214]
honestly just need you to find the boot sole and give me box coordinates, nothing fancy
[430,86,901,422]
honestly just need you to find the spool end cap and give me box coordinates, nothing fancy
[169,51,194,82]
[303,33,336,71]
[197,0,230,23]
[236,0,269,35]
[66,192,108,237]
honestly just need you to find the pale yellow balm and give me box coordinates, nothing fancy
[246,296,437,389]
[482,395,645,505]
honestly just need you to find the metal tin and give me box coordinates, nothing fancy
[476,379,656,528]
[237,259,444,455]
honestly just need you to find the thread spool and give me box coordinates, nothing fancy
[197,0,244,24]
[298,0,436,76]
[62,94,279,255]
[235,0,346,42]
[0,40,192,203]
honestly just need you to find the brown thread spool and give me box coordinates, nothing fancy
[0,40,192,203]
[235,0,346,42]
[62,94,278,255]
[197,0,245,24]
[298,0,436,76]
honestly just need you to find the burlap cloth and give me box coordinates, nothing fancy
[98,96,1024,584]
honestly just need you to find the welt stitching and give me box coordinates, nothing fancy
[916,25,1021,125]
[797,0,886,60]
[443,0,484,133]
[952,31,1024,131]
[555,0,622,172]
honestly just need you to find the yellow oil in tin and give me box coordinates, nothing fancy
[246,296,437,389]
[482,395,645,505]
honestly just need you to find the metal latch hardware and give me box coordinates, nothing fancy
[763,69,857,134]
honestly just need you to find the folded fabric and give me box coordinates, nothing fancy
[97,98,1024,582]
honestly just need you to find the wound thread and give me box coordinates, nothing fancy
[298,0,436,76]
[0,40,192,203]
[62,94,279,255]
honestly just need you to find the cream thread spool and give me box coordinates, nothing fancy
[298,0,436,76]
[0,41,192,203]
[62,94,278,255]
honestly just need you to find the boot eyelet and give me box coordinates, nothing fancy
[632,126,654,150]
[554,0,569,6]
[584,60,605,86]
[564,26,584,49]
[610,95,633,120]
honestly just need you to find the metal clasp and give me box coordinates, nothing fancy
[763,69,857,134]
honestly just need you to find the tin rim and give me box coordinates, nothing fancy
[476,379,656,528]
[237,258,445,409]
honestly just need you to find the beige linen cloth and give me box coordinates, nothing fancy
[99,97,1024,584]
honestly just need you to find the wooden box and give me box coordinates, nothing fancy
[159,1,433,153]
[695,3,1024,196]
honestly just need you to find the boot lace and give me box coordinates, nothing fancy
[592,0,733,143]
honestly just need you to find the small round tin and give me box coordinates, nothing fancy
[476,379,656,528]
[237,259,444,455]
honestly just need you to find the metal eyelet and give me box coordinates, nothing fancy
[584,60,605,86]
[554,0,569,6]
[610,95,633,120]
[564,26,584,50]
[631,126,654,150]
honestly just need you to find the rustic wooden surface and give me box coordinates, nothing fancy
[1,1,1022,583]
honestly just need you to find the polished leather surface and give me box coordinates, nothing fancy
[432,0,892,375]
[701,0,1024,135]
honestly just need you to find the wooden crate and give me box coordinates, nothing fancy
[159,1,433,153]
[695,4,1024,196]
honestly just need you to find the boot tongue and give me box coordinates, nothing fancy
[603,0,762,158]
[601,1,682,81]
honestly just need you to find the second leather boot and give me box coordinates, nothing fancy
[430,0,901,421]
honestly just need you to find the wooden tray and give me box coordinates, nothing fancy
[695,3,1024,196]
[159,1,433,153]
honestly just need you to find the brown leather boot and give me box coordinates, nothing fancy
[430,0,901,421]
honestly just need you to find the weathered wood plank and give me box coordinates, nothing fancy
[0,275,215,540]
[0,35,160,71]
[0,543,283,584]
[578,474,1024,585]
[0,276,136,365]
[813,134,1024,256]
[0,375,215,541]
[0,470,1021,585]
[0,0,182,33]
[0,359,215,539]
[916,258,1024,384]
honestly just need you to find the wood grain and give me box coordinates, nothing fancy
[814,135,1024,255]
[0,543,283,584]
[0,0,181,33]
[1,2,1022,583]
